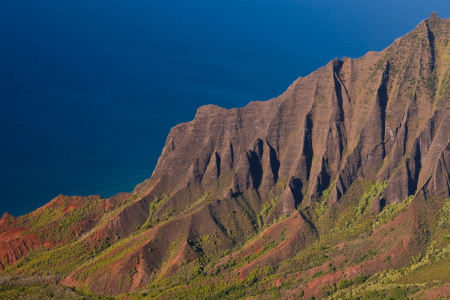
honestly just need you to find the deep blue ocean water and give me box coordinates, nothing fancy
[1,0,449,216]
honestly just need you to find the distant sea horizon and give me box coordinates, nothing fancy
[1,0,449,217]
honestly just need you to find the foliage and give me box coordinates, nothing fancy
[438,197,450,228]
[9,242,96,277]
[77,232,149,281]
[142,194,170,229]
[436,70,450,106]
[21,196,102,243]
[314,181,338,220]
[327,242,450,299]
[0,284,112,300]
[257,198,278,229]
[372,195,414,229]
[355,181,388,220]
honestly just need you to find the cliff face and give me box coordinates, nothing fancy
[3,13,450,300]
[148,12,450,210]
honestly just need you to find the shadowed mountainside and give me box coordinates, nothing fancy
[2,12,450,300]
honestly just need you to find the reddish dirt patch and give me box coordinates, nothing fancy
[1,212,12,219]
[0,227,23,242]
[63,203,79,213]
[334,242,346,250]
[416,283,450,299]
[235,211,316,280]
[141,178,161,198]
[159,242,198,279]
[253,245,263,254]
[0,232,42,267]
[60,274,78,287]
[275,278,282,287]
[103,200,112,211]
[0,213,12,229]
[42,241,57,248]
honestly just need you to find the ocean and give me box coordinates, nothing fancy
[1,0,449,216]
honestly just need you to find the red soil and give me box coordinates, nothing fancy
[63,203,79,213]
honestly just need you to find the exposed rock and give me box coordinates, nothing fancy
[369,196,385,214]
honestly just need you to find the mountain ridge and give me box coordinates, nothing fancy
[2,12,450,299]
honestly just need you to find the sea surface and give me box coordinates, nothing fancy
[1,0,449,216]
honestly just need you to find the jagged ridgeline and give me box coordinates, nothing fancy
[3,12,450,300]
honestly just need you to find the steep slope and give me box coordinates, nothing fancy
[2,12,450,300]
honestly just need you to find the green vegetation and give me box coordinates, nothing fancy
[314,182,335,219]
[19,196,103,243]
[77,237,142,281]
[355,181,388,221]
[256,198,278,229]
[0,284,110,300]
[372,195,414,229]
[142,194,170,229]
[29,206,64,233]
[0,283,113,300]
[324,241,450,299]
[436,70,450,106]
[3,178,450,300]
[423,72,438,98]
[3,136,450,300]
[9,242,97,277]
[438,197,450,228]
[54,198,101,241]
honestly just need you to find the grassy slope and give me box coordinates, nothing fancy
[1,174,450,300]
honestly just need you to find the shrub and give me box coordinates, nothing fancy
[353,274,369,284]
[337,278,352,290]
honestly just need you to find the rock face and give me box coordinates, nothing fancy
[143,13,450,210]
[3,13,450,300]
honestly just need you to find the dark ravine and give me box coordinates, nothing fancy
[2,13,450,300]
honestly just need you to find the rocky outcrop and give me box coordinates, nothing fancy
[137,14,450,212]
